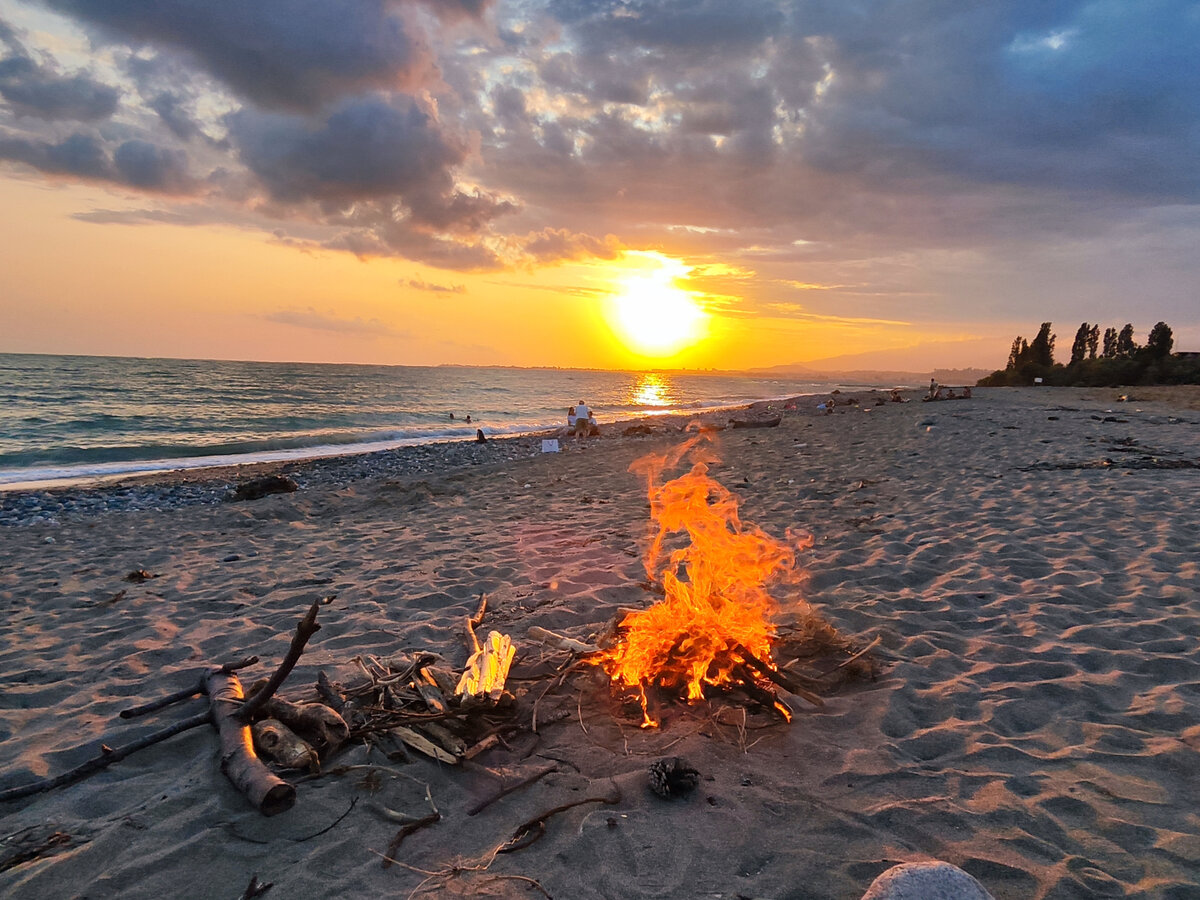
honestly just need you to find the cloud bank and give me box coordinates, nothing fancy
[2,0,1199,327]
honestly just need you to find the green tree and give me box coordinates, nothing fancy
[1069,322,1089,366]
[1102,327,1118,358]
[1087,324,1100,359]
[1116,323,1137,358]
[1006,336,1028,371]
[1146,321,1174,358]
[1029,322,1056,367]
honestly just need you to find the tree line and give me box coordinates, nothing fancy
[978,321,1200,387]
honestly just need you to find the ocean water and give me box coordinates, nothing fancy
[0,353,881,488]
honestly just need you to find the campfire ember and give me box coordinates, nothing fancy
[596,437,814,726]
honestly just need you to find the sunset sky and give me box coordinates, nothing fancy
[2,1,1199,372]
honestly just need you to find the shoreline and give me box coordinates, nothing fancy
[4,384,1196,528]
[0,389,876,526]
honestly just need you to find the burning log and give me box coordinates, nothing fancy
[734,645,824,708]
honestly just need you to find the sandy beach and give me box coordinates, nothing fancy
[3,385,1199,899]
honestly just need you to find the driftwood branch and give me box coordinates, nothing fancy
[0,710,213,805]
[118,657,258,719]
[0,596,328,814]
[467,763,557,816]
[823,635,882,675]
[498,784,622,853]
[206,668,295,816]
[239,597,330,722]
[380,811,441,868]
[526,626,599,655]
[465,593,488,653]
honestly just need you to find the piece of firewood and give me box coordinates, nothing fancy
[245,680,350,757]
[389,727,458,765]
[465,593,488,654]
[251,719,319,773]
[414,722,466,758]
[315,671,346,714]
[526,626,598,655]
[735,644,825,707]
[456,630,516,701]
[239,596,331,723]
[205,668,296,816]
[413,670,448,714]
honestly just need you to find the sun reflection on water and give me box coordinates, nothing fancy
[628,372,676,411]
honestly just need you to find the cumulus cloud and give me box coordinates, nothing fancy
[0,131,110,178]
[227,97,466,210]
[40,0,448,112]
[0,18,119,121]
[520,227,622,263]
[0,130,198,193]
[5,0,1200,323]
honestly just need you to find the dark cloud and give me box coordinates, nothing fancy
[228,97,465,206]
[0,131,111,179]
[550,0,784,53]
[0,130,197,194]
[41,0,448,112]
[113,139,195,192]
[147,91,200,141]
[0,19,119,121]
[324,220,503,270]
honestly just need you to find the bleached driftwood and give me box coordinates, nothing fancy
[0,599,331,815]
[526,626,599,655]
[207,668,297,815]
[456,630,516,703]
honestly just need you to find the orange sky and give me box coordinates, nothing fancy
[0,176,1009,371]
[3,2,1198,372]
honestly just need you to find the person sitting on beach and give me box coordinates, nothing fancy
[945,388,957,400]
[962,386,972,399]
[567,406,577,429]
[574,400,592,437]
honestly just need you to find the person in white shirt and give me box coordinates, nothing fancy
[573,400,592,436]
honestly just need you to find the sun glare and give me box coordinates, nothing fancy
[607,254,707,358]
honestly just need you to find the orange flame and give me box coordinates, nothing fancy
[598,436,804,726]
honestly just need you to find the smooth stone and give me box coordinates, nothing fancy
[860,862,995,900]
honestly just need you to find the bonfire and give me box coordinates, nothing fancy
[593,436,851,727]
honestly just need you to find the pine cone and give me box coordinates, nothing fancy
[648,756,700,799]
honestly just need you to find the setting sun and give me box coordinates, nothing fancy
[607,254,708,359]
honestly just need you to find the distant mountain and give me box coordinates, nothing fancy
[751,343,997,386]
